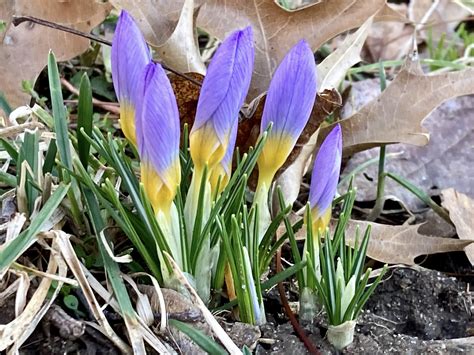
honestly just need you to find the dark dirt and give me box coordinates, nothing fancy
[256,267,474,354]
[2,267,472,354]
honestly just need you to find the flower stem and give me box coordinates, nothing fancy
[367,144,386,221]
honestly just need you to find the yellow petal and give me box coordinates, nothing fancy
[120,102,136,145]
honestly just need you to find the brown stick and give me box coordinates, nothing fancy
[60,78,120,114]
[276,249,321,355]
[12,16,203,87]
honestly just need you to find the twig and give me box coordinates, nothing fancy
[12,16,203,87]
[276,249,320,355]
[60,78,121,114]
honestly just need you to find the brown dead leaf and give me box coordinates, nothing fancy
[319,16,373,91]
[344,220,473,265]
[321,56,474,155]
[365,3,413,61]
[340,95,474,209]
[441,188,474,266]
[280,214,471,265]
[196,0,390,99]
[115,0,401,99]
[169,72,203,128]
[110,0,205,74]
[0,0,111,115]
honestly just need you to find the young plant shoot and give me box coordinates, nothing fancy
[107,10,384,330]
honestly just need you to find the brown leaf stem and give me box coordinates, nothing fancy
[276,249,320,355]
[60,78,120,114]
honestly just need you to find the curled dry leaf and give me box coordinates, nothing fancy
[322,56,474,155]
[110,0,205,74]
[344,220,473,265]
[441,188,474,266]
[364,3,412,61]
[0,0,111,115]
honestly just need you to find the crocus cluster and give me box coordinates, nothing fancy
[111,10,343,312]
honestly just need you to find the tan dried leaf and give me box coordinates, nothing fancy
[441,188,474,266]
[0,0,111,114]
[110,0,206,74]
[318,16,373,91]
[322,56,474,154]
[112,0,395,99]
[344,220,472,265]
[196,0,389,99]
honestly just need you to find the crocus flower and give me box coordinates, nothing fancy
[309,124,342,233]
[137,62,181,217]
[112,10,151,145]
[189,27,254,176]
[257,40,317,187]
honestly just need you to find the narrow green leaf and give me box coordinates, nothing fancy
[0,92,12,116]
[0,138,19,162]
[48,51,72,171]
[77,74,93,168]
[169,319,226,355]
[386,172,451,224]
[43,138,57,174]
[82,187,136,318]
[18,130,39,213]
[0,170,16,187]
[0,183,70,273]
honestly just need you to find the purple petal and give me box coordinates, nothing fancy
[139,62,180,187]
[261,40,317,141]
[192,27,254,145]
[309,124,342,216]
[112,10,151,105]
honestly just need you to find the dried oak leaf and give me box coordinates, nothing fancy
[280,214,471,265]
[344,220,473,265]
[321,56,474,155]
[0,0,111,115]
[196,0,393,99]
[341,95,474,209]
[110,0,399,100]
[109,0,206,74]
[441,188,474,266]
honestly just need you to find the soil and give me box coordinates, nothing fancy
[255,267,474,354]
[2,267,472,354]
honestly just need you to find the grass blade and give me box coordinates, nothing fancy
[169,319,227,355]
[0,183,70,275]
[77,74,93,168]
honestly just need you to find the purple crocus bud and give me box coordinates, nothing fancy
[111,10,151,145]
[257,40,317,187]
[189,27,254,177]
[138,62,181,217]
[309,124,342,233]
